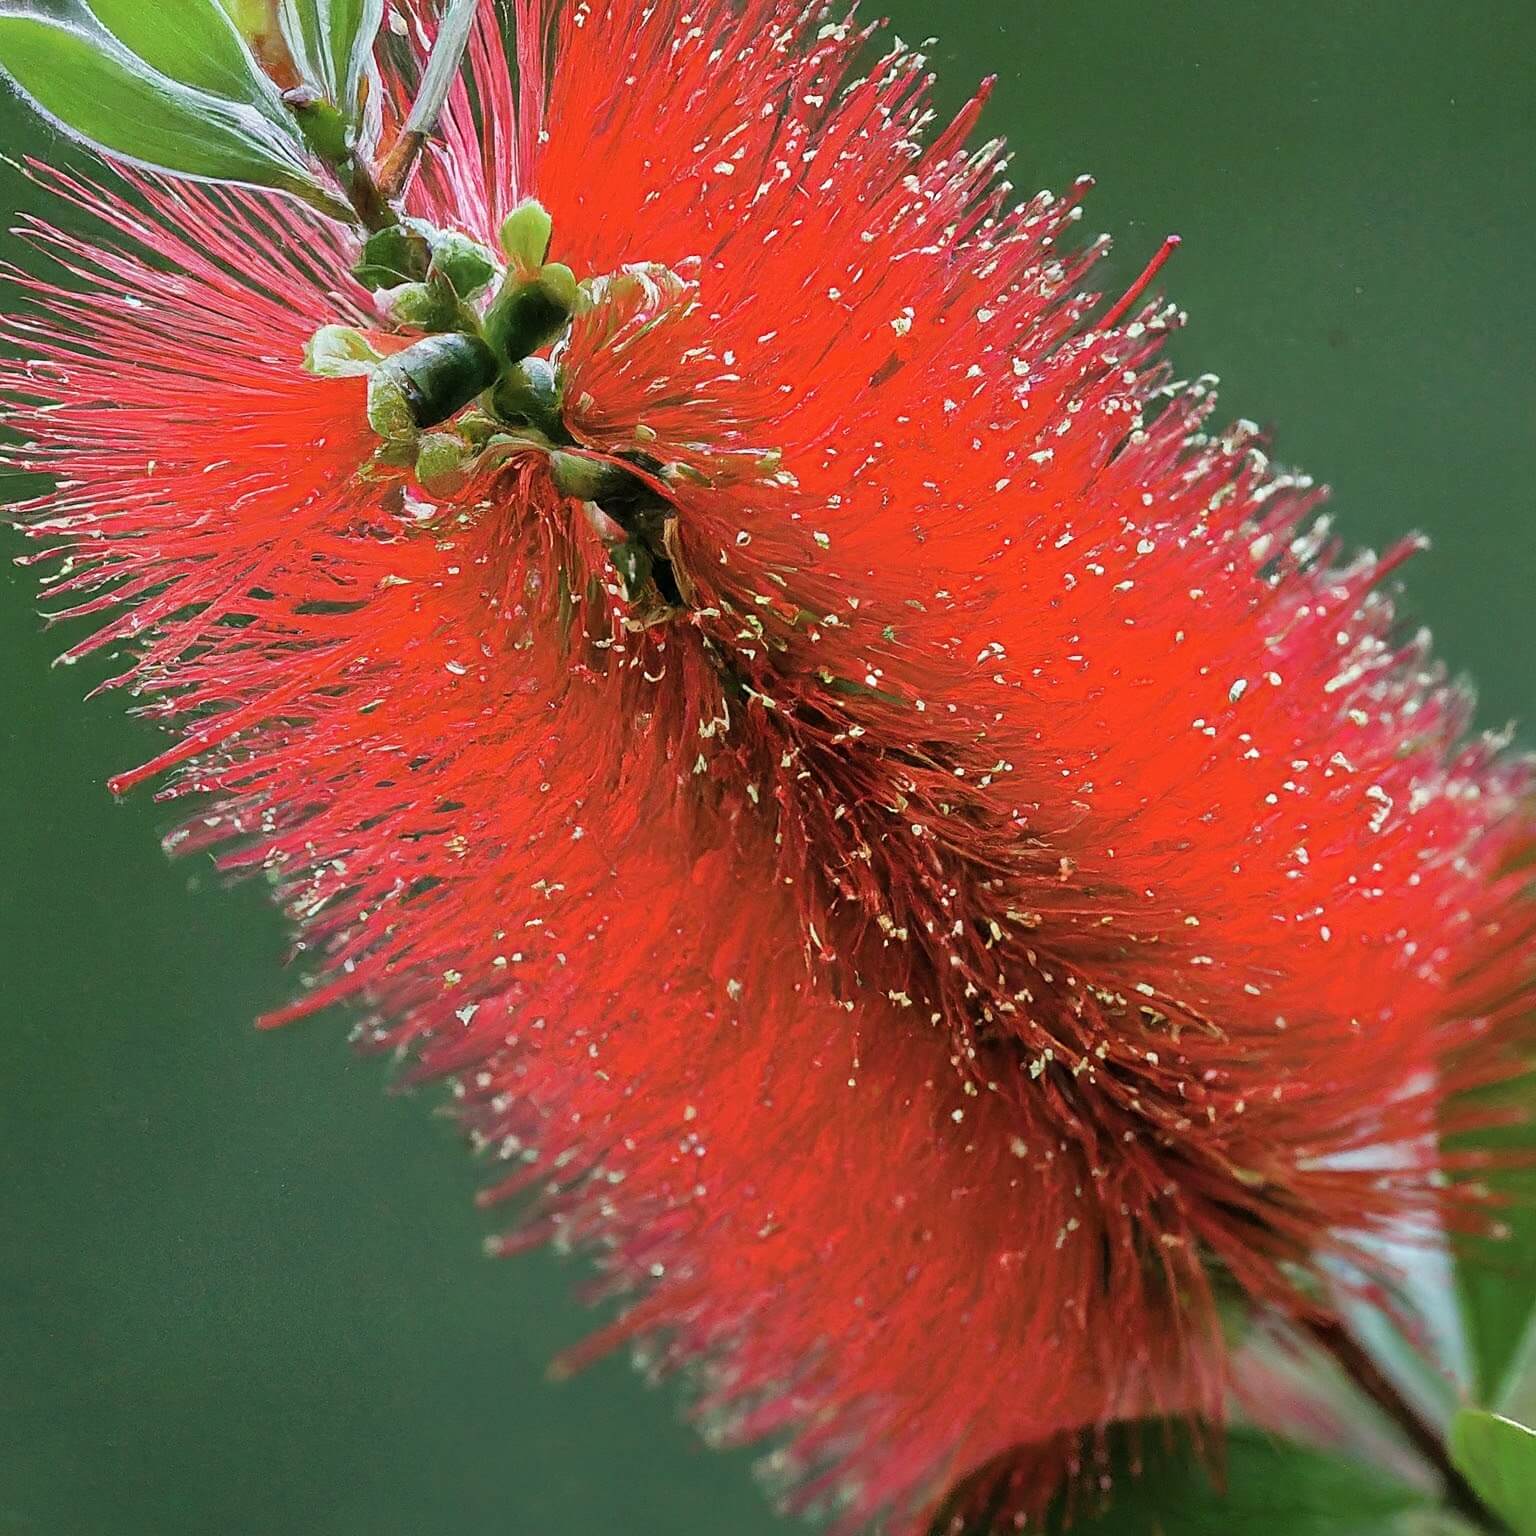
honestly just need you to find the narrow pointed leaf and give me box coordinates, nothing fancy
[0,15,324,196]
[276,0,386,118]
[277,0,330,94]
[401,0,477,136]
[84,0,280,109]
[322,0,384,117]
[1450,1410,1536,1536]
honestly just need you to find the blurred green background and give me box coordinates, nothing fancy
[2,3,1534,1534]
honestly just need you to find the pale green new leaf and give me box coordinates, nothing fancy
[278,0,382,116]
[1450,1410,1536,1536]
[323,0,384,116]
[303,324,383,378]
[0,13,325,197]
[84,0,280,109]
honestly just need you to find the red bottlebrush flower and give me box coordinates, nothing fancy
[3,1,1533,1530]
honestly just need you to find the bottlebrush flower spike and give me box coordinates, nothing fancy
[3,1,1534,1531]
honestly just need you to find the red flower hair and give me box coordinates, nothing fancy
[4,2,1533,1529]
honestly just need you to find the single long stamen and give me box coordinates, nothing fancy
[1099,233,1181,332]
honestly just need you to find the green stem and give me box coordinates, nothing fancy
[279,0,488,232]
[283,87,394,232]
[340,152,394,232]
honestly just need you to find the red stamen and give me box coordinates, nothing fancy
[1099,232,1181,331]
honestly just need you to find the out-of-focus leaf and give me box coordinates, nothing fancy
[1450,1065,1536,1403]
[1394,1516,1489,1536]
[1450,1410,1536,1536]
[279,0,382,115]
[1034,1429,1437,1536]
[83,0,279,108]
[1502,1330,1536,1426]
[0,14,325,196]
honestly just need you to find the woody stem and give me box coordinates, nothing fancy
[377,0,483,199]
[1303,1315,1503,1532]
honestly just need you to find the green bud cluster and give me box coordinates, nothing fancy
[307,202,692,617]
[335,199,579,441]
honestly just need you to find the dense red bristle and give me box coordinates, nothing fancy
[3,2,1534,1530]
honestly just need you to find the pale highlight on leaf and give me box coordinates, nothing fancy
[84,0,282,111]
[1450,1411,1536,1536]
[0,14,325,197]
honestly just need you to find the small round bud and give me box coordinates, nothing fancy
[303,324,382,378]
[353,220,435,290]
[537,262,579,311]
[415,433,473,494]
[380,279,459,331]
[351,221,436,288]
[430,231,499,300]
[488,357,560,431]
[499,199,553,273]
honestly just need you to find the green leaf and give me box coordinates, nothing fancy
[302,324,382,378]
[83,0,279,108]
[1450,1065,1536,1402]
[322,0,384,115]
[1450,1410,1536,1536]
[279,0,383,114]
[1503,1329,1536,1428]
[353,219,434,288]
[1032,1429,1437,1536]
[0,14,323,197]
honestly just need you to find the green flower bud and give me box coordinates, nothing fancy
[367,333,499,437]
[547,450,632,503]
[379,278,459,331]
[353,220,434,290]
[488,357,560,432]
[414,432,473,494]
[303,323,382,378]
[538,262,579,311]
[483,265,579,365]
[429,231,499,300]
[499,199,553,273]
